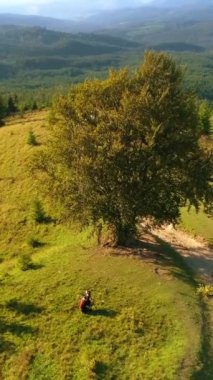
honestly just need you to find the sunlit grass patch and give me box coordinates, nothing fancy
[0,238,201,379]
[180,207,213,245]
[0,111,207,378]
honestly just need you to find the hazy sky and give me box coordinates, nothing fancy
[0,0,209,18]
[0,0,154,18]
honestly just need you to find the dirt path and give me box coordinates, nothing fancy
[152,224,213,283]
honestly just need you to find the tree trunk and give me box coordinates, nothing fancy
[115,222,136,246]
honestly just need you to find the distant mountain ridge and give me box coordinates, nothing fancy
[0,1,213,33]
[0,2,212,100]
[0,25,140,56]
[0,25,141,84]
[151,0,213,7]
[0,14,85,33]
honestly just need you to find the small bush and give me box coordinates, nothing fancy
[27,237,42,248]
[18,254,33,271]
[197,284,213,297]
[27,130,38,146]
[32,200,46,223]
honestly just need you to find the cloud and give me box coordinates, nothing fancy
[0,0,152,8]
[0,0,52,4]
[0,0,154,18]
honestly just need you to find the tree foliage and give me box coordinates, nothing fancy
[27,130,38,146]
[198,100,212,135]
[0,95,5,126]
[7,95,18,114]
[35,51,212,245]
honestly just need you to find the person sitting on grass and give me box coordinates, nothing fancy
[80,290,93,313]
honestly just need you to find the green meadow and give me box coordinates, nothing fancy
[0,112,212,379]
[180,207,213,245]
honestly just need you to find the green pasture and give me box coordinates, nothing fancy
[0,112,212,379]
[0,228,202,380]
[180,208,213,245]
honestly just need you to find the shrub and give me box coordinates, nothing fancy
[27,237,42,248]
[18,253,33,271]
[197,284,213,297]
[32,101,38,110]
[32,200,46,223]
[27,130,38,146]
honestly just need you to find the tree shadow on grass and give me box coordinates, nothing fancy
[29,263,44,270]
[85,309,117,318]
[111,232,213,379]
[0,319,37,336]
[94,361,109,378]
[6,299,44,315]
[0,302,39,354]
[110,232,197,287]
[147,235,213,380]
[0,319,36,354]
[0,338,15,353]
[41,215,56,225]
[191,300,213,380]
[151,235,197,287]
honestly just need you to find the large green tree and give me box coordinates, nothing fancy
[36,51,212,245]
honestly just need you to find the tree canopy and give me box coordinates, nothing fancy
[36,51,212,245]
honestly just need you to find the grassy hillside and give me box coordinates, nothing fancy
[180,135,213,245]
[0,111,50,259]
[0,232,202,379]
[180,207,213,245]
[0,111,209,379]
